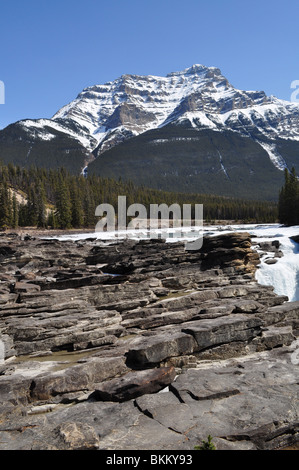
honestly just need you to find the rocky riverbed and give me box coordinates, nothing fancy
[0,231,298,450]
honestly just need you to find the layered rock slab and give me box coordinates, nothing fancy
[0,231,298,450]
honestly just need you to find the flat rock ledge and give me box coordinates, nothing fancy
[0,231,298,451]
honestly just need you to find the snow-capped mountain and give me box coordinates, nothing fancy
[1,64,299,199]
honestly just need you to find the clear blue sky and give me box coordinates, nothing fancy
[0,0,299,129]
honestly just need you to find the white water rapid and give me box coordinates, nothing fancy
[253,228,299,302]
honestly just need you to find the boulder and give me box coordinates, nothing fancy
[90,366,176,402]
[30,356,128,401]
[182,315,262,351]
[126,331,197,366]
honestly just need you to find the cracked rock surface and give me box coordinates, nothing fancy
[0,231,298,450]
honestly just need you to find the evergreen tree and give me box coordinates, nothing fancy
[82,183,95,227]
[0,182,12,229]
[18,203,28,227]
[278,167,299,225]
[36,182,47,228]
[26,186,39,226]
[12,193,18,229]
[70,181,84,227]
[55,177,72,229]
[47,210,57,229]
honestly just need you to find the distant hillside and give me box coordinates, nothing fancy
[0,162,278,230]
[87,125,285,201]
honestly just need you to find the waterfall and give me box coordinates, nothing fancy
[255,234,299,302]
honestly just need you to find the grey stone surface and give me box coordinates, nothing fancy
[0,232,298,450]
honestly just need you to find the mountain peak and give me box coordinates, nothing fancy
[2,63,299,197]
[23,63,299,162]
[166,64,222,78]
[2,64,299,202]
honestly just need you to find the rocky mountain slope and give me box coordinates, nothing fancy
[1,65,299,199]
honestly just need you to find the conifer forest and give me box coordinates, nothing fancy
[0,162,279,230]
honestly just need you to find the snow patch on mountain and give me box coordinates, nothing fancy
[257,141,289,171]
[20,118,97,150]
[217,150,230,178]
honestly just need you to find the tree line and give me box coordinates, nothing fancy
[0,162,278,230]
[278,167,299,226]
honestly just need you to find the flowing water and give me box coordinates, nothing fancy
[255,234,299,302]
